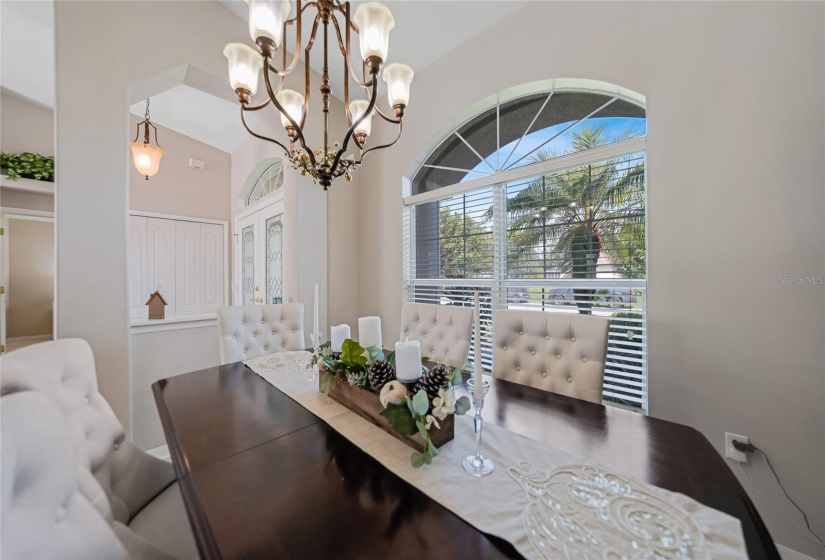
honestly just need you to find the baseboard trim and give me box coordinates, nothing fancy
[147,445,171,462]
[777,544,817,560]
[7,334,52,342]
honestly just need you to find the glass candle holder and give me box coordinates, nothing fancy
[462,378,494,477]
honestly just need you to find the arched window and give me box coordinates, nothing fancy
[403,84,648,411]
[239,158,285,208]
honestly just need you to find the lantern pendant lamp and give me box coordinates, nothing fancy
[130,98,165,180]
[224,0,414,190]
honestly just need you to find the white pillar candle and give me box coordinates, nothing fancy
[395,339,422,382]
[358,316,382,349]
[473,292,483,400]
[331,324,350,352]
[313,283,319,343]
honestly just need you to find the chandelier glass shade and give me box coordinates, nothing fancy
[130,99,165,180]
[224,0,413,189]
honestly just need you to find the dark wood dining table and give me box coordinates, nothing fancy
[153,359,779,560]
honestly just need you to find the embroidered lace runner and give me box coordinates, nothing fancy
[245,353,747,560]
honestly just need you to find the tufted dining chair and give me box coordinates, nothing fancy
[0,339,198,559]
[217,303,305,365]
[492,309,610,404]
[399,303,474,369]
[1,390,128,560]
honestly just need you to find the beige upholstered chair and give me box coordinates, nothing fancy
[399,303,474,369]
[217,303,305,364]
[1,391,128,560]
[0,339,198,559]
[492,310,610,404]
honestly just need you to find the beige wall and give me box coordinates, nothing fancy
[0,188,53,212]
[0,92,54,156]
[129,115,230,221]
[7,218,54,338]
[54,0,255,431]
[357,2,825,557]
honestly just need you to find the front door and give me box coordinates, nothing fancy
[235,200,284,306]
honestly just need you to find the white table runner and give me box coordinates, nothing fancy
[245,352,747,560]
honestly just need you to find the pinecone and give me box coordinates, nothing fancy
[368,360,396,393]
[414,364,450,401]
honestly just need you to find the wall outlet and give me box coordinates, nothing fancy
[725,432,749,463]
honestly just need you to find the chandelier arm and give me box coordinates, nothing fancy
[240,106,291,155]
[358,120,403,162]
[329,76,378,174]
[149,121,162,149]
[329,8,372,89]
[241,97,273,112]
[331,1,359,32]
[132,121,144,143]
[263,62,315,167]
[373,106,402,125]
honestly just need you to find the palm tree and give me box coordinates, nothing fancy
[501,124,645,314]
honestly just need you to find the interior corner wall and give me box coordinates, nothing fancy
[129,116,230,222]
[54,0,254,433]
[356,2,825,557]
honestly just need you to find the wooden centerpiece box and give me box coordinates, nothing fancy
[321,377,454,453]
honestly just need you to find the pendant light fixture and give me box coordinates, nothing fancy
[224,0,414,190]
[130,98,165,180]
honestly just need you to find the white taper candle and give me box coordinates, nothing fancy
[473,292,483,400]
[313,283,319,343]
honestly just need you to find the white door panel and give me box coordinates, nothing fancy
[147,218,176,312]
[200,223,224,313]
[175,221,201,315]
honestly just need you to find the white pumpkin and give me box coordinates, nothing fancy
[379,381,409,408]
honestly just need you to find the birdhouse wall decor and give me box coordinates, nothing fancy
[145,289,169,320]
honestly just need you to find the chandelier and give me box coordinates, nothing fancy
[130,98,165,180]
[224,0,413,190]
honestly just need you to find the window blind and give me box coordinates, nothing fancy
[404,152,647,411]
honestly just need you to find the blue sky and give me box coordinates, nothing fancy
[461,116,646,182]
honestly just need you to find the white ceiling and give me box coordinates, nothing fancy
[2,0,528,152]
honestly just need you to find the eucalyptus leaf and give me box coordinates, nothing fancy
[427,441,439,457]
[454,395,471,415]
[411,452,425,468]
[423,451,433,465]
[385,351,395,366]
[319,371,338,395]
[366,346,385,362]
[379,404,417,436]
[449,367,463,386]
[411,390,429,416]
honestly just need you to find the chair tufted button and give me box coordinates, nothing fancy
[434,321,438,325]
[280,319,285,323]
[546,335,550,340]
[264,346,268,351]
[531,350,536,355]
[113,443,120,451]
[516,366,521,371]
[232,335,236,339]
[405,330,409,335]
[441,336,444,341]
[557,354,562,359]
[418,319,421,323]
[503,346,508,351]
[542,372,547,378]
[567,377,573,383]
[582,357,588,363]
[519,330,524,335]
[56,506,68,522]
[241,320,245,325]
[272,331,276,335]
[261,320,265,325]
[84,396,90,404]
[292,329,296,333]
[281,343,286,348]
[243,348,247,353]
[571,337,576,342]
[446,350,449,355]
[252,333,257,338]
[424,333,428,338]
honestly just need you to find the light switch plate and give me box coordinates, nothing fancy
[189,158,205,169]
[725,432,749,463]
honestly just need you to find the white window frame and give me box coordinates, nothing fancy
[403,136,648,412]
